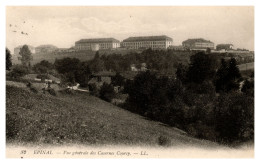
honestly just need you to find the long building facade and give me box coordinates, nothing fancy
[182,38,214,50]
[35,45,58,53]
[75,38,120,51]
[121,35,173,50]
[216,44,234,51]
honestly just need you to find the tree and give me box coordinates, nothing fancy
[215,59,229,92]
[126,71,158,114]
[33,60,53,74]
[176,63,188,83]
[227,58,241,81]
[99,82,115,102]
[54,58,81,84]
[54,58,80,74]
[215,58,241,92]
[111,72,125,86]
[19,45,33,67]
[8,65,29,78]
[214,93,254,142]
[241,79,254,96]
[74,62,92,87]
[6,48,12,70]
[88,51,105,72]
[187,52,216,84]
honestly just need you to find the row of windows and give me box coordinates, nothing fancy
[122,41,172,49]
[123,41,172,46]
[184,43,214,46]
[76,41,172,50]
[194,43,214,46]
[76,43,120,50]
[126,45,168,49]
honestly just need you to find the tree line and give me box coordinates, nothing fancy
[6,45,254,144]
[122,52,254,144]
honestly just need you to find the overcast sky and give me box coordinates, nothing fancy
[6,6,254,53]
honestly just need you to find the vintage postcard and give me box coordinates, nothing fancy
[5,6,254,158]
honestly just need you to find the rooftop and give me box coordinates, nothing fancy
[76,38,120,44]
[36,44,58,49]
[123,35,173,42]
[182,38,214,44]
[216,44,233,46]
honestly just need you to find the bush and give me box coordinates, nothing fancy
[88,83,99,96]
[6,112,21,140]
[48,88,57,96]
[241,79,254,96]
[26,82,38,93]
[157,135,171,147]
[186,122,218,141]
[59,88,74,95]
[99,83,115,102]
[214,93,254,143]
[36,74,50,80]
[8,65,29,78]
[33,60,53,74]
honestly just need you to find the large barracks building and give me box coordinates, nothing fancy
[121,35,173,50]
[75,38,120,51]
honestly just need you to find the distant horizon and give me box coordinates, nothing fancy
[10,35,253,51]
[6,6,254,53]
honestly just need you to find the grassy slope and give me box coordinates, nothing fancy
[6,83,224,149]
[15,49,142,65]
[238,62,254,71]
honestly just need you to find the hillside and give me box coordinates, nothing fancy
[13,49,143,65]
[238,62,254,71]
[6,82,225,149]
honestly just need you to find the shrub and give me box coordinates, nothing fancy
[214,93,254,143]
[8,65,29,78]
[186,122,218,141]
[33,60,53,74]
[59,88,74,95]
[26,82,38,93]
[6,112,21,140]
[241,79,254,96]
[48,88,57,96]
[157,135,171,147]
[88,83,99,96]
[6,48,12,70]
[36,74,50,80]
[99,83,115,102]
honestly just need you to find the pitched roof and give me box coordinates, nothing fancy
[123,35,173,42]
[76,38,120,44]
[36,44,58,49]
[182,38,213,44]
[216,44,233,47]
[120,71,138,80]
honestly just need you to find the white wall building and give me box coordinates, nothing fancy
[75,38,120,51]
[121,35,173,50]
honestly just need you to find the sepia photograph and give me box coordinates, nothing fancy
[4,4,255,158]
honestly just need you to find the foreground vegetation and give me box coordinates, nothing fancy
[120,52,254,145]
[6,84,224,148]
[6,46,254,146]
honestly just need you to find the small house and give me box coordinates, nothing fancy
[88,71,116,88]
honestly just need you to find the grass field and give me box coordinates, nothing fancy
[13,49,142,65]
[6,82,225,149]
[238,62,254,71]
